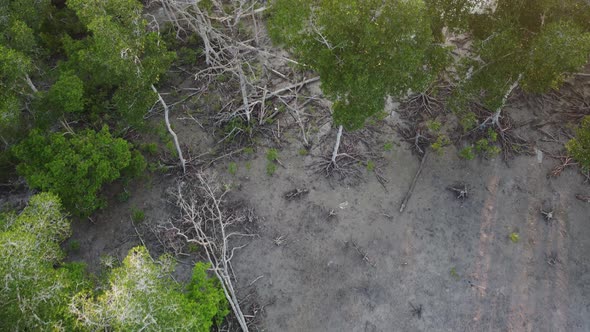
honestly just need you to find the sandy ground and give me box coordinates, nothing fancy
[61,83,590,332]
[228,141,590,331]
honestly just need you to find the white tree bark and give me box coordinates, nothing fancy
[24,74,38,93]
[331,125,343,164]
[481,74,522,129]
[151,85,186,173]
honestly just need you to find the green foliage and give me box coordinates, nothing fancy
[131,207,145,223]
[243,146,255,155]
[449,266,460,280]
[0,193,84,331]
[474,129,501,158]
[60,0,176,125]
[366,160,375,172]
[566,116,590,170]
[298,148,309,156]
[14,126,144,216]
[431,135,451,155]
[266,162,278,176]
[117,189,131,203]
[426,120,442,133]
[71,246,228,331]
[265,148,279,176]
[448,0,590,113]
[459,146,475,160]
[458,111,477,132]
[266,148,279,162]
[47,70,85,113]
[228,162,238,176]
[383,142,394,152]
[0,44,32,131]
[509,232,520,243]
[268,0,447,130]
[140,142,158,155]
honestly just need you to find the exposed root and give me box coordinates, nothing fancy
[541,209,554,224]
[313,152,362,180]
[447,184,468,200]
[548,155,577,178]
[397,125,430,156]
[402,92,442,118]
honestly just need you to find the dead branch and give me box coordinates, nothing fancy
[399,152,428,213]
[575,194,590,203]
[165,172,253,331]
[284,188,309,200]
[152,85,186,173]
[349,239,376,268]
[447,184,468,200]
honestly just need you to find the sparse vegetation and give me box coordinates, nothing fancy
[567,116,590,170]
[228,162,238,176]
[509,232,520,243]
[131,207,145,223]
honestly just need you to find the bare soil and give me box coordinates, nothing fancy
[63,89,590,331]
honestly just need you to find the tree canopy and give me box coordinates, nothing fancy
[71,246,228,331]
[268,0,448,130]
[0,193,86,331]
[13,126,145,216]
[448,0,590,115]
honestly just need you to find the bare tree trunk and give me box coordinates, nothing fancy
[331,125,343,164]
[481,75,521,129]
[151,85,186,173]
[24,74,38,93]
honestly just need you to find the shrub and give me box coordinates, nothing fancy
[459,146,475,160]
[0,193,85,331]
[566,116,590,170]
[14,126,144,216]
[71,246,228,331]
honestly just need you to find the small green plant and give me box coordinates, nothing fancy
[131,208,145,223]
[245,161,252,171]
[298,148,308,156]
[243,146,255,155]
[366,160,375,172]
[383,142,394,152]
[116,189,131,203]
[566,116,590,170]
[187,243,199,253]
[266,162,277,176]
[228,162,237,176]
[459,112,478,132]
[431,135,451,155]
[450,267,460,280]
[426,120,442,133]
[68,240,81,253]
[509,232,520,243]
[266,148,279,162]
[459,146,475,160]
[265,148,279,176]
[474,129,501,158]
